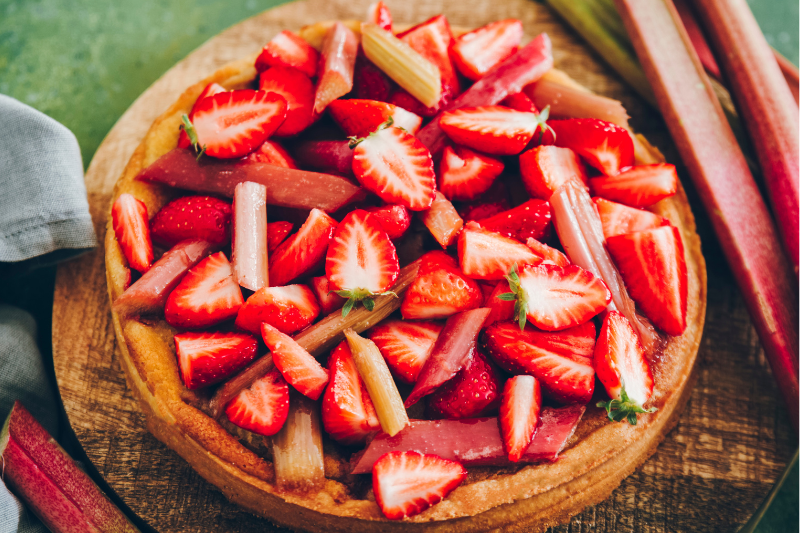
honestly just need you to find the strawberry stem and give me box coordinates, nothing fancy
[335,288,398,317]
[180,114,207,160]
[496,263,529,330]
[347,116,395,148]
[534,105,555,144]
[596,383,657,425]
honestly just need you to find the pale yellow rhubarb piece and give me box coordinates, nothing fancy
[299,20,362,51]
[271,392,325,492]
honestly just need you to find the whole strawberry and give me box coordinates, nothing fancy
[427,348,504,419]
[151,196,232,246]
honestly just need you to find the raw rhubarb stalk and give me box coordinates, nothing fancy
[292,140,354,176]
[773,50,800,105]
[420,192,464,248]
[232,182,268,291]
[271,392,325,492]
[0,401,140,532]
[344,329,409,436]
[314,22,359,113]
[525,78,630,127]
[207,353,274,419]
[615,0,799,430]
[137,148,364,212]
[350,404,585,474]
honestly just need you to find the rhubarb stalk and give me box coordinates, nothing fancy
[314,22,359,113]
[525,78,630,127]
[292,140,354,176]
[232,182,268,291]
[271,391,325,492]
[420,192,464,248]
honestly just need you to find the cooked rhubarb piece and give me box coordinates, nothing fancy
[244,140,298,168]
[259,67,316,137]
[292,140,354,176]
[525,79,630,128]
[262,323,329,400]
[589,163,678,207]
[439,105,551,156]
[226,368,290,436]
[175,331,258,390]
[328,99,422,137]
[345,329,409,436]
[137,148,364,212]
[501,91,539,113]
[368,319,443,384]
[477,199,552,243]
[420,192,464,248]
[298,20,362,51]
[437,145,504,201]
[177,82,226,149]
[112,239,215,317]
[271,391,325,491]
[151,196,232,247]
[231,181,268,291]
[366,1,392,31]
[309,276,346,315]
[500,375,542,462]
[267,221,293,252]
[401,251,482,320]
[594,197,669,239]
[207,353,274,420]
[526,237,570,267]
[428,348,503,419]
[314,22,359,113]
[353,53,395,102]
[365,204,411,240]
[451,19,524,81]
[548,118,634,176]
[484,280,515,325]
[236,284,320,335]
[457,223,541,280]
[268,208,338,287]
[519,145,588,200]
[255,30,319,77]
[112,193,153,273]
[350,404,586,473]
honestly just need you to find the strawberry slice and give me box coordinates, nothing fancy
[594,311,656,424]
[401,251,483,320]
[420,192,464,248]
[353,54,395,102]
[548,118,634,176]
[261,323,329,400]
[309,276,346,315]
[457,222,541,280]
[235,284,320,335]
[437,145,504,201]
[255,30,319,77]
[594,197,670,238]
[366,1,392,30]
[482,321,596,404]
[321,340,381,444]
[328,99,422,138]
[315,22,359,113]
[457,180,510,222]
[325,209,399,315]
[525,237,570,267]
[501,92,539,113]
[606,225,688,335]
[477,199,552,243]
[439,106,551,155]
[500,374,542,462]
[178,82,226,149]
[519,145,588,200]
[112,193,154,273]
[450,19,524,81]
[365,204,411,240]
[589,163,679,207]
[243,140,298,168]
[351,124,437,211]
[267,221,293,253]
[225,368,290,436]
[151,195,232,247]
[268,208,338,287]
[258,67,316,137]
[484,279,515,325]
[428,348,504,419]
[174,331,259,390]
[368,319,443,384]
[372,451,467,520]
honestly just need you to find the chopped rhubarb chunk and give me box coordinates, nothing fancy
[420,192,464,248]
[451,19,524,81]
[232,182,268,291]
[314,22,359,113]
[292,140,354,176]
[525,79,630,128]
[268,209,338,287]
[272,392,325,491]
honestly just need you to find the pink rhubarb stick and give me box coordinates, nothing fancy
[232,182,268,291]
[314,22,359,113]
[292,140,354,176]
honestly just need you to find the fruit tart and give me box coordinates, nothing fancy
[105,5,706,531]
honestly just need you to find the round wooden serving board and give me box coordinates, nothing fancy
[52,0,795,531]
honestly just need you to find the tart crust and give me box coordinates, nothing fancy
[104,28,707,532]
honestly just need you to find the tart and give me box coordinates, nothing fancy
[105,9,706,532]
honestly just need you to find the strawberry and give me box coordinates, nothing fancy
[112,193,154,273]
[165,252,244,329]
[309,276,346,315]
[548,118,634,176]
[261,323,329,400]
[456,179,510,222]
[401,251,483,320]
[457,223,541,280]
[606,225,688,335]
[267,221,293,253]
[269,209,338,287]
[235,284,320,335]
[499,374,542,462]
[372,451,467,520]
[437,145,504,201]
[482,321,596,404]
[366,1,392,31]
[328,99,422,138]
[365,204,411,240]
[225,368,290,436]
[439,106,552,156]
[368,319,443,384]
[321,340,381,444]
[500,92,539,113]
[174,331,259,390]
[353,54,395,102]
[450,19,524,81]
[388,89,440,118]
[525,237,570,267]
[259,66,316,137]
[484,280,515,325]
[594,197,670,238]
[589,163,679,207]
[351,123,437,211]
[476,199,552,243]
[255,30,319,77]
[243,140,298,168]
[594,311,656,425]
[150,195,232,247]
[325,209,400,315]
[427,348,504,419]
[178,82,226,149]
[519,145,588,200]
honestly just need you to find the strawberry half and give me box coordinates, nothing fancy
[457,223,541,280]
[259,66,316,137]
[548,118,634,176]
[450,19,524,81]
[427,348,504,419]
[401,251,483,320]
[519,145,588,200]
[267,221,293,253]
[368,319,443,384]
[365,204,411,240]
[525,237,570,267]
[255,30,319,77]
[594,197,670,238]
[437,145,504,201]
[269,209,338,287]
[112,193,154,273]
[606,225,688,335]
[353,53,395,102]
[235,284,320,335]
[366,1,392,30]
[328,99,422,138]
[372,451,467,520]
[500,374,542,462]
[500,92,539,113]
[243,140,298,168]
[261,323,329,400]
[439,106,552,156]
[589,163,679,207]
[309,276,346,315]
[174,331,259,390]
[484,280,515,325]
[225,368,290,436]
[178,82,226,149]
[477,199,552,243]
[150,195,232,247]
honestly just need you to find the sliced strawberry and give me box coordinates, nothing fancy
[594,311,656,424]
[439,106,550,155]
[372,451,467,520]
[351,125,437,211]
[165,252,244,329]
[267,221,293,253]
[420,192,464,248]
[174,331,259,390]
[428,348,504,419]
[401,251,483,320]
[309,276,346,315]
[243,140,298,168]
[321,340,380,444]
[353,54,395,102]
[259,67,316,137]
[525,237,570,267]
[519,145,588,200]
[328,99,422,138]
[150,195,232,247]
[482,321,596,404]
[548,118,634,176]
[501,92,539,113]
[484,279,515,325]
[235,284,320,335]
[606,225,688,335]
[477,199,552,243]
[589,163,679,207]
[388,89,440,118]
[255,30,319,77]
[365,204,411,240]
[225,368,290,436]
[366,1,392,31]
[437,145,504,201]
[594,197,669,240]
[178,82,226,149]
[456,180,510,222]
[368,319,443,384]
[450,19,524,81]
[457,222,541,280]
[500,374,542,462]
[112,193,153,273]
[269,208,338,286]
[261,323,329,400]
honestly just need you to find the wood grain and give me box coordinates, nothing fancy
[52,0,794,531]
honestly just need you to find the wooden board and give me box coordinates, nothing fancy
[52,0,795,531]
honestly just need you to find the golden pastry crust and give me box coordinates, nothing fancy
[105,27,707,532]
